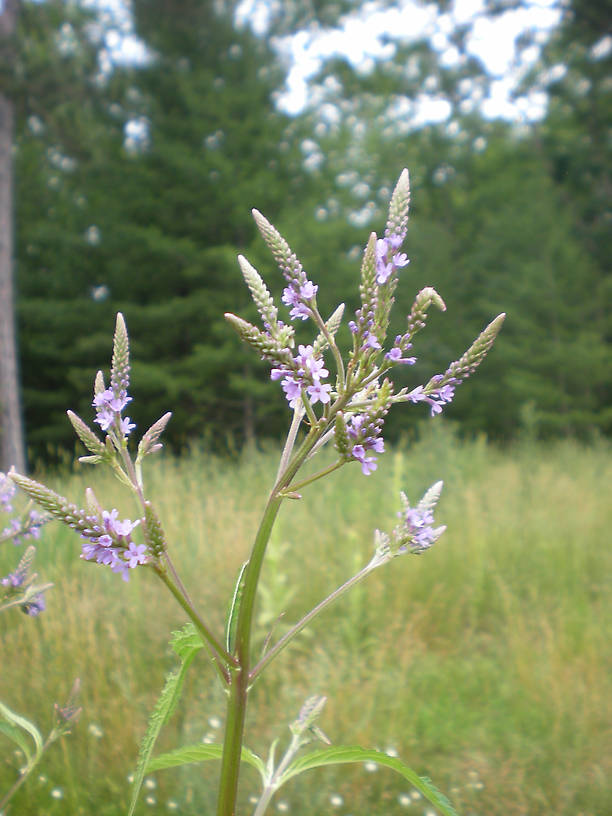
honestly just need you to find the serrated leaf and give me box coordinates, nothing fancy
[278,746,458,816]
[0,701,44,768]
[127,628,204,816]
[145,743,266,781]
[170,623,204,662]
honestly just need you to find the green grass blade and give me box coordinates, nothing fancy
[0,701,44,767]
[278,746,458,816]
[145,742,266,781]
[127,626,204,816]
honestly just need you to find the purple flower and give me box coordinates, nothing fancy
[92,387,133,436]
[22,593,46,616]
[272,344,332,410]
[307,381,332,405]
[125,542,148,568]
[281,376,303,408]
[282,280,318,321]
[375,235,410,285]
[1,570,23,588]
[80,509,142,580]
[0,472,16,513]
[393,482,446,554]
[408,382,456,416]
[351,446,378,475]
[119,417,136,436]
[385,346,416,365]
[363,333,381,351]
[110,553,130,582]
[347,414,385,475]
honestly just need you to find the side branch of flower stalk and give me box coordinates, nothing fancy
[310,304,346,392]
[250,555,386,682]
[275,405,305,482]
[283,460,343,495]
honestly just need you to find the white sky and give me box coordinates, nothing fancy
[87,0,564,124]
[237,0,563,121]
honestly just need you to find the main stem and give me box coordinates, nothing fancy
[216,428,319,816]
[215,493,282,816]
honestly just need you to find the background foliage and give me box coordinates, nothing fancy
[8,0,611,460]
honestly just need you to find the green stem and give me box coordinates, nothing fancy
[216,428,321,816]
[311,304,345,391]
[252,732,302,816]
[275,406,305,483]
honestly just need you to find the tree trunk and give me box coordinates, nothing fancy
[0,0,25,473]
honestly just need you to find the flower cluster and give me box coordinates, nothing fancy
[20,593,46,616]
[407,382,456,416]
[271,344,332,409]
[282,280,318,322]
[346,413,385,475]
[252,209,319,324]
[1,509,46,545]
[1,569,24,588]
[348,309,383,353]
[80,509,146,582]
[385,335,417,366]
[0,471,16,513]
[375,234,409,285]
[393,482,447,554]
[1,544,50,616]
[93,387,135,436]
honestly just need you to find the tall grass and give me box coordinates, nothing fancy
[1,427,611,815]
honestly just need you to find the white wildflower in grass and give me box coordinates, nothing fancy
[88,722,104,738]
[364,761,378,772]
[145,795,156,805]
[385,745,399,757]
[144,777,157,790]
[330,793,344,806]
[398,792,412,806]
[166,801,179,811]
[276,801,290,812]
[208,715,222,729]
[50,787,63,799]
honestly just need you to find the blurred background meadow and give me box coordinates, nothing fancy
[1,0,611,814]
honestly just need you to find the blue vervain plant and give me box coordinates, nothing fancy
[10,169,504,815]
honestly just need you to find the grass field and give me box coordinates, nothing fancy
[1,426,611,815]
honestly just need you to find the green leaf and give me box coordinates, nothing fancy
[278,746,458,816]
[0,701,44,768]
[0,721,34,765]
[225,560,248,654]
[127,626,204,816]
[145,742,266,781]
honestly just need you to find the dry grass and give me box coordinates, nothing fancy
[1,429,611,815]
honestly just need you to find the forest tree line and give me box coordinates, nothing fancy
[4,0,611,461]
